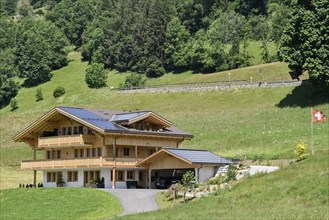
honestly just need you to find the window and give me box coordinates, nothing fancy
[127,171,134,179]
[92,148,96,157]
[62,127,66,135]
[52,150,56,159]
[46,151,51,159]
[80,149,84,158]
[84,171,100,183]
[74,149,78,158]
[47,172,58,182]
[148,149,156,156]
[86,149,90,157]
[67,127,72,135]
[68,171,78,182]
[57,150,61,159]
[117,171,124,181]
[123,148,130,156]
[79,126,83,134]
[73,126,79,134]
[97,148,102,157]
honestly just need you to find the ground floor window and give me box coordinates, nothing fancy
[111,170,125,181]
[84,170,100,184]
[46,172,61,182]
[127,171,135,179]
[67,171,78,182]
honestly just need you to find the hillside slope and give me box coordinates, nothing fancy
[0,52,328,219]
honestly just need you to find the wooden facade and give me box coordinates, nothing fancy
[14,107,194,188]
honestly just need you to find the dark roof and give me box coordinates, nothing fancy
[58,106,123,131]
[56,106,192,138]
[166,148,232,164]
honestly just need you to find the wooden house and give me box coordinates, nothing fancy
[14,106,231,188]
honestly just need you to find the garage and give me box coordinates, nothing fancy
[136,148,232,189]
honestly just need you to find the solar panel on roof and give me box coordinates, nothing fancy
[112,112,148,121]
[166,148,232,164]
[58,107,124,131]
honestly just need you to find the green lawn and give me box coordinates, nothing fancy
[0,188,122,220]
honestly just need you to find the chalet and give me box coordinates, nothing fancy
[14,106,231,188]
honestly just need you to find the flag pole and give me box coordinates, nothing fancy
[311,107,314,155]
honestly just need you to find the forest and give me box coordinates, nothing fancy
[0,0,328,107]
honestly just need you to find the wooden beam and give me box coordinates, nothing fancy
[112,168,116,189]
[135,145,138,160]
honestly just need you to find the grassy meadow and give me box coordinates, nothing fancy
[0,51,328,219]
[0,188,121,220]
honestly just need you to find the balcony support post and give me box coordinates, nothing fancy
[112,167,116,189]
[33,148,37,187]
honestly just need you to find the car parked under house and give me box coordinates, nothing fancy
[14,106,231,188]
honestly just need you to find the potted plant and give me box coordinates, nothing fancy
[97,177,105,188]
[57,173,65,187]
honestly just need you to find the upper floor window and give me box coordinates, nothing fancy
[148,149,156,156]
[97,148,102,157]
[46,150,61,160]
[73,126,79,135]
[61,127,66,135]
[123,148,130,156]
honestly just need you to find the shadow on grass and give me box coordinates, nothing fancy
[276,81,329,108]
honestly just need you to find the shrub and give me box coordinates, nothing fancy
[119,73,146,89]
[226,164,237,182]
[35,87,43,102]
[85,63,108,88]
[207,175,226,185]
[146,60,165,78]
[53,86,65,98]
[10,98,18,111]
[295,143,307,161]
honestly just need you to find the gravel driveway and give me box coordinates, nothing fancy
[103,189,161,216]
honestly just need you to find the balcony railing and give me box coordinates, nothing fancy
[38,134,94,148]
[21,157,144,170]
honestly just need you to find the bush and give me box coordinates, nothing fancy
[226,164,237,182]
[295,143,307,161]
[35,87,43,102]
[119,73,146,89]
[10,98,18,111]
[207,175,227,185]
[146,60,165,78]
[53,86,65,98]
[85,63,108,88]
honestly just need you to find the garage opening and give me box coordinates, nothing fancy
[152,169,194,189]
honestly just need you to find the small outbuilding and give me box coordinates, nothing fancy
[136,148,232,187]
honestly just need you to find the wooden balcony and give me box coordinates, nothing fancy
[38,134,94,148]
[21,157,144,170]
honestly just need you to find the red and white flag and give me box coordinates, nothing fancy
[312,109,326,122]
